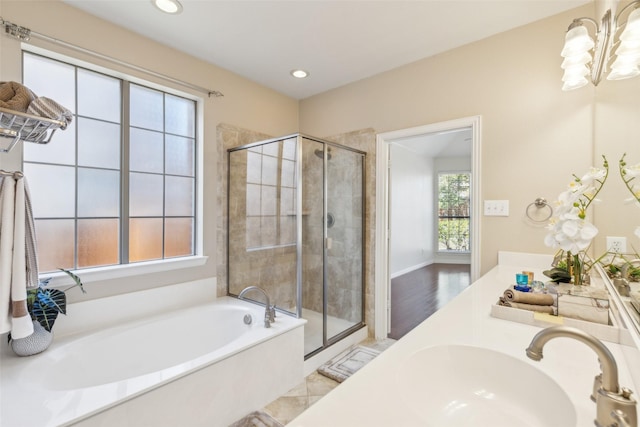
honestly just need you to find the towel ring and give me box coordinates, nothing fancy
[526,197,553,222]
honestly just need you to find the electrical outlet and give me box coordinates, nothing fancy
[606,236,627,253]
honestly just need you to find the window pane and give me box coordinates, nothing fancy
[78,168,120,217]
[78,118,121,169]
[262,141,279,157]
[262,155,278,185]
[23,53,76,115]
[438,173,471,252]
[246,184,260,216]
[130,172,163,217]
[281,159,295,187]
[165,218,193,257]
[261,186,276,215]
[130,85,163,131]
[23,54,198,270]
[129,218,163,262]
[166,135,194,176]
[23,124,76,165]
[282,138,296,160]
[78,219,119,267]
[165,176,194,216]
[23,163,75,218]
[165,94,195,137]
[35,219,75,272]
[247,151,262,184]
[78,69,121,123]
[130,128,163,173]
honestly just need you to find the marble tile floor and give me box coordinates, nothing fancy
[230,338,396,426]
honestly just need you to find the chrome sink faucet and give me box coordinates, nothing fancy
[616,259,640,297]
[238,286,276,328]
[526,326,637,427]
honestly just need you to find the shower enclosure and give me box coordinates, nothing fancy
[227,134,365,358]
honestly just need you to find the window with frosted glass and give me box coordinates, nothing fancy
[129,83,196,262]
[22,52,197,272]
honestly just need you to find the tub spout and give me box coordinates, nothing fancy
[526,326,637,427]
[238,286,276,328]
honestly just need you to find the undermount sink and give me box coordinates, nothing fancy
[396,345,577,427]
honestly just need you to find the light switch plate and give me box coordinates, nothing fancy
[484,200,509,216]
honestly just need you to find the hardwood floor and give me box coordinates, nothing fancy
[389,263,471,340]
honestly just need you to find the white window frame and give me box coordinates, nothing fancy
[436,170,471,254]
[21,44,206,287]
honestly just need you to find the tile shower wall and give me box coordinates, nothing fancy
[325,129,376,334]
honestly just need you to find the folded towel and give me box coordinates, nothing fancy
[504,287,555,306]
[498,297,557,315]
[0,81,36,113]
[27,96,73,129]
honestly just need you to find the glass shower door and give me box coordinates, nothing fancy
[300,137,325,355]
[325,144,365,343]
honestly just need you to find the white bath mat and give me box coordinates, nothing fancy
[317,345,381,383]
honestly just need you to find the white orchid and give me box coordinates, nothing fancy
[545,156,608,254]
[622,161,640,178]
[545,208,599,253]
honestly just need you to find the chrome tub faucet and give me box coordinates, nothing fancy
[238,286,276,328]
[526,326,637,427]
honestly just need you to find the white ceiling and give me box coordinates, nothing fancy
[393,128,472,158]
[62,0,590,100]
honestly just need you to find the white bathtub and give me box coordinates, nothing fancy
[0,291,305,427]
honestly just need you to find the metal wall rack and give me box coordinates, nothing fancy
[0,106,66,153]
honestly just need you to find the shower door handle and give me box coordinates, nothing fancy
[326,237,332,250]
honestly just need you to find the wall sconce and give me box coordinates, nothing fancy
[561,1,640,90]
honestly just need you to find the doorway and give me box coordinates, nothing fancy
[374,116,482,339]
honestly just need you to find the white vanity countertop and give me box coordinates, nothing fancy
[288,252,638,427]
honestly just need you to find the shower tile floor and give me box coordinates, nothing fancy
[230,338,395,426]
[302,308,359,355]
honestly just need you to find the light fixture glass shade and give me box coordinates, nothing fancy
[561,52,592,68]
[607,66,640,80]
[620,8,640,41]
[561,25,595,57]
[562,76,589,91]
[562,63,590,90]
[614,39,640,56]
[612,52,640,67]
[561,64,590,81]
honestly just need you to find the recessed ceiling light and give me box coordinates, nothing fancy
[290,69,309,79]
[152,0,183,14]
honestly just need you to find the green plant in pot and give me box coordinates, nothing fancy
[8,268,86,356]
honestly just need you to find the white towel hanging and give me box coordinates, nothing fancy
[0,172,39,339]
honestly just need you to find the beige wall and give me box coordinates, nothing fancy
[300,5,605,275]
[0,0,299,301]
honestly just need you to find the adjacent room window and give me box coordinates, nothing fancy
[437,172,470,252]
[22,51,197,273]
